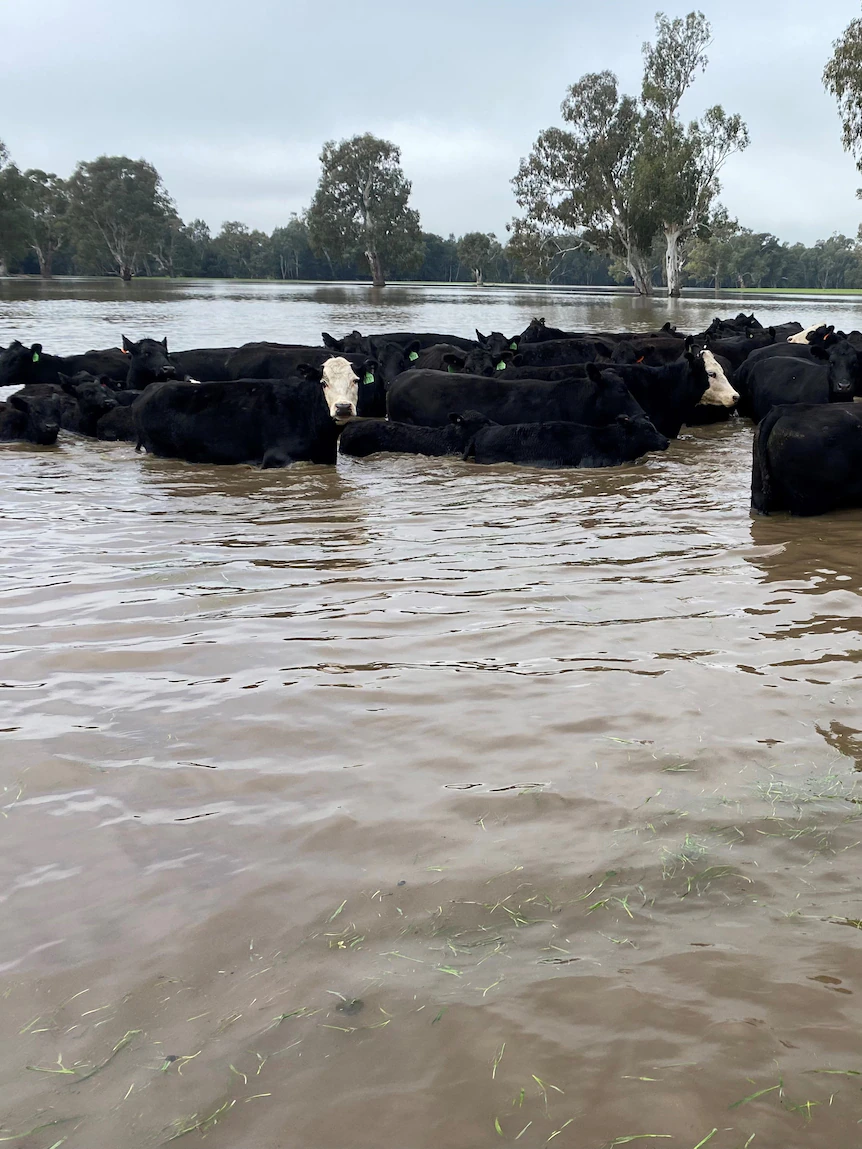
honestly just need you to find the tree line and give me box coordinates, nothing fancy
[1,9,862,293]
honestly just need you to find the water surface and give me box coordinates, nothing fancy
[2,283,862,1148]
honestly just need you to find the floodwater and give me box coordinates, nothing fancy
[2,280,862,1149]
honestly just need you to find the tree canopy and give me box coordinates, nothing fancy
[306,134,422,287]
[824,15,862,176]
[66,156,178,280]
[510,11,748,296]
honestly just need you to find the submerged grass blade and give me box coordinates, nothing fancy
[728,1079,783,1110]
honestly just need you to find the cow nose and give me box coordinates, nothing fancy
[335,402,354,416]
[731,392,740,404]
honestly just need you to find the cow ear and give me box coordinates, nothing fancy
[441,352,465,369]
[616,413,632,425]
[475,330,488,346]
[58,373,77,394]
[97,374,112,386]
[295,362,322,381]
[768,326,776,339]
[684,335,694,351]
[405,340,421,356]
[30,342,43,355]
[122,335,135,353]
[810,344,829,360]
[321,332,340,350]
[586,362,602,382]
[448,412,463,425]
[161,337,168,350]
[9,394,28,412]
[594,341,614,359]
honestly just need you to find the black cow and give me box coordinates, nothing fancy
[752,402,862,516]
[169,348,238,382]
[510,337,616,367]
[121,336,179,389]
[0,340,129,388]
[0,392,61,445]
[704,329,778,369]
[602,355,717,439]
[224,346,382,416]
[386,365,644,428]
[339,411,492,458]
[610,336,692,367]
[59,374,120,435]
[134,376,346,467]
[464,414,669,469]
[741,340,861,423]
[323,330,476,355]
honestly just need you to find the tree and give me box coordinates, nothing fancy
[20,170,69,278]
[66,156,177,280]
[457,232,499,285]
[683,206,739,289]
[638,11,749,296]
[824,15,862,172]
[0,142,28,276]
[271,215,315,279]
[511,71,660,294]
[306,133,422,287]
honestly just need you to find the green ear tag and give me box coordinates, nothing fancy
[510,342,518,351]
[32,352,40,362]
[362,372,374,386]
[447,364,455,373]
[408,350,419,361]
[495,360,506,371]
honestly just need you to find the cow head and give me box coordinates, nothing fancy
[122,335,178,388]
[476,329,518,359]
[59,372,120,419]
[323,330,369,356]
[7,392,61,445]
[462,346,516,376]
[0,341,43,387]
[315,356,359,418]
[812,339,861,399]
[696,350,739,407]
[616,413,670,455]
[788,324,825,345]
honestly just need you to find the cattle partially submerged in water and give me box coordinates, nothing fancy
[0,392,61,445]
[134,358,360,467]
[463,413,670,469]
[752,402,862,516]
[339,411,491,458]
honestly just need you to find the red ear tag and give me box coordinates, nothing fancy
[636,356,644,363]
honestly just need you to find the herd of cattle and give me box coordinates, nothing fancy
[1,312,862,516]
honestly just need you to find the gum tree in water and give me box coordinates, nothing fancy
[457,232,501,285]
[21,170,68,278]
[306,134,422,287]
[65,156,177,281]
[511,12,748,297]
[511,71,659,295]
[639,11,749,296]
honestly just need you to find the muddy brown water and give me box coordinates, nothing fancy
[2,281,862,1148]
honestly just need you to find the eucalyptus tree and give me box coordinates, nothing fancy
[20,170,69,278]
[66,156,177,280]
[638,11,749,295]
[512,71,659,294]
[306,133,422,287]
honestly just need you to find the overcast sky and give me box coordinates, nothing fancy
[3,0,861,245]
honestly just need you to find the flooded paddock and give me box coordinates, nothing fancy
[2,282,862,1148]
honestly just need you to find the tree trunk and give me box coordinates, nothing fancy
[120,264,133,282]
[664,225,683,298]
[366,248,386,287]
[0,255,8,277]
[36,246,53,279]
[474,267,484,286]
[626,252,653,296]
